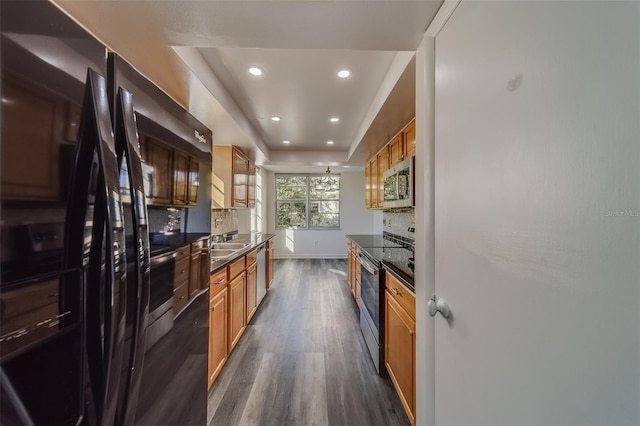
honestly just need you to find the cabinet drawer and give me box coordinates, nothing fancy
[174,257,190,286]
[209,269,227,297]
[227,256,245,281]
[245,249,257,267]
[173,283,188,315]
[385,271,415,320]
[191,239,204,252]
[175,245,190,260]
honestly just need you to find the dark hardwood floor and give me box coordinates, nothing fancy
[207,259,410,426]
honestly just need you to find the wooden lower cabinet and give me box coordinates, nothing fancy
[208,287,228,389]
[385,283,416,425]
[228,271,246,353]
[189,252,200,299]
[246,262,257,323]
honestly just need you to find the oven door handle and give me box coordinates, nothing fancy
[359,254,379,275]
[150,251,177,266]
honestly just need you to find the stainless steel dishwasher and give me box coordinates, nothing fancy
[256,244,267,306]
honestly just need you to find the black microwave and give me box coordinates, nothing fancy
[383,157,414,209]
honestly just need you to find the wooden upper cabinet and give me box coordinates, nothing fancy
[363,117,416,210]
[377,146,389,209]
[212,145,255,209]
[247,162,256,208]
[404,119,416,158]
[145,137,173,205]
[389,133,405,168]
[173,150,189,205]
[187,157,199,205]
[1,74,74,201]
[364,163,372,208]
[370,158,378,209]
[232,148,248,207]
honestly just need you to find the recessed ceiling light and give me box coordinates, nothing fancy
[271,116,281,122]
[283,140,291,144]
[337,69,351,78]
[249,67,263,76]
[327,141,334,145]
[330,117,340,123]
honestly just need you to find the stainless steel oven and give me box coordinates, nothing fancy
[146,251,175,350]
[358,250,385,374]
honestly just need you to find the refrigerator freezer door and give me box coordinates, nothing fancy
[64,69,127,426]
[113,87,151,426]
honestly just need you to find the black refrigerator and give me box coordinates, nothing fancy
[0,1,209,425]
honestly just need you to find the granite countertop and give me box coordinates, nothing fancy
[209,233,276,273]
[346,234,415,292]
[149,232,210,257]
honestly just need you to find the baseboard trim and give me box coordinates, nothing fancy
[274,254,348,260]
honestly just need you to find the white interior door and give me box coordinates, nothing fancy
[434,2,640,424]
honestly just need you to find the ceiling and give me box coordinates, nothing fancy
[54,0,444,172]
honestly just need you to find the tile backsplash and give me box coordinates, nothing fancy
[148,207,183,233]
[212,209,239,236]
[383,208,415,244]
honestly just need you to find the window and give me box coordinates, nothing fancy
[276,174,340,229]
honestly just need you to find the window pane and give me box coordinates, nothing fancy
[310,188,339,200]
[276,201,306,228]
[310,213,339,228]
[310,200,339,214]
[310,176,339,198]
[276,174,340,229]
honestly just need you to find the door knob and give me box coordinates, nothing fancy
[427,295,450,319]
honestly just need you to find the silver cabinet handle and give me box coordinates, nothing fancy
[427,295,450,319]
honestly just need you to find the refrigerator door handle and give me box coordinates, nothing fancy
[65,69,127,426]
[114,86,151,426]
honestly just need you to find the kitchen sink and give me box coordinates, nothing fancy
[211,242,249,250]
[210,249,238,259]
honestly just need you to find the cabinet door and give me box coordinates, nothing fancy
[189,253,201,299]
[173,150,188,205]
[369,158,378,209]
[364,163,372,208]
[389,133,405,167]
[246,263,257,323]
[232,148,248,207]
[385,290,416,425]
[377,146,389,209]
[187,157,199,205]
[228,272,246,353]
[208,287,228,389]
[247,162,256,208]
[1,76,69,201]
[404,119,416,158]
[146,138,173,205]
[200,249,210,291]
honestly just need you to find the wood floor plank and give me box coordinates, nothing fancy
[289,352,329,426]
[207,259,410,426]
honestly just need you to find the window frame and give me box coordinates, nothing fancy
[275,173,341,230]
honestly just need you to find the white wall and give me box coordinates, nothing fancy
[266,170,381,258]
[431,1,640,425]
